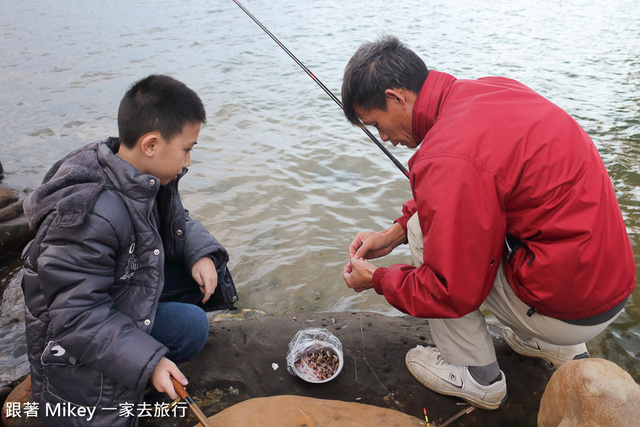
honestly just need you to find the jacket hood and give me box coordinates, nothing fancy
[23,139,118,229]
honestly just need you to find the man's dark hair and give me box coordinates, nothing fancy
[117,74,206,148]
[341,35,429,125]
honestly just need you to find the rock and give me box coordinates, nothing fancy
[538,358,640,426]
[0,201,24,223]
[1,376,45,427]
[0,187,18,210]
[2,312,556,426]
[0,161,4,181]
[0,216,34,262]
[207,394,427,426]
[139,311,550,426]
[0,385,13,410]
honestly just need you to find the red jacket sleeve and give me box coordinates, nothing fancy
[395,199,417,233]
[373,155,507,318]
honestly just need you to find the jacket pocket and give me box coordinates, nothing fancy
[42,341,103,407]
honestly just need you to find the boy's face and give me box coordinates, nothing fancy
[150,121,200,185]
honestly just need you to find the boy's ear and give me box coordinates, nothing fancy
[139,133,159,158]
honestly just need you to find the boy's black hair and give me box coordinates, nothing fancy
[341,35,429,125]
[117,74,206,148]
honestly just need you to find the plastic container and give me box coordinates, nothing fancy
[286,327,344,383]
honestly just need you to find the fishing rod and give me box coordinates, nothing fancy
[232,0,410,179]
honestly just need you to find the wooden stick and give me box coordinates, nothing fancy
[439,405,475,427]
[171,376,214,427]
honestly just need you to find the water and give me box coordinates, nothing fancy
[1,0,639,387]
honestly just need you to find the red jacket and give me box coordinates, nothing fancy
[372,71,635,320]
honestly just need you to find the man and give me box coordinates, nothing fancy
[341,36,635,410]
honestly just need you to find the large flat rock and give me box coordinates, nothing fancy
[139,311,551,426]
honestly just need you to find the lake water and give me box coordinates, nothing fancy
[1,0,639,389]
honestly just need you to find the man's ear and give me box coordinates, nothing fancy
[384,88,407,105]
[139,133,159,158]
[385,88,416,117]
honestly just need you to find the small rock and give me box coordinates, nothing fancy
[0,187,18,210]
[1,376,45,427]
[0,216,35,261]
[0,201,24,223]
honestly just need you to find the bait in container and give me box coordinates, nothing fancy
[286,327,344,383]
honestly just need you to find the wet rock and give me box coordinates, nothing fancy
[3,312,556,426]
[0,187,18,210]
[0,178,34,263]
[0,161,4,181]
[0,386,13,411]
[137,311,551,426]
[0,201,24,223]
[0,266,29,391]
[0,216,34,262]
[538,358,640,426]
[1,375,43,427]
[207,395,427,426]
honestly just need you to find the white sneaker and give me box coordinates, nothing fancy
[502,327,589,369]
[405,346,507,410]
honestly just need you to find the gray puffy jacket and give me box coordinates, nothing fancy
[21,138,237,426]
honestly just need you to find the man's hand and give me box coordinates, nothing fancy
[150,357,187,400]
[342,257,377,292]
[348,222,408,259]
[191,257,218,304]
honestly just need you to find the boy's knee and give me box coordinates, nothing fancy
[153,302,209,363]
[185,304,209,349]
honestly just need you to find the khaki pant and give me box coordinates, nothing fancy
[406,213,619,366]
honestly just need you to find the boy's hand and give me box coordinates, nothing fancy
[191,257,218,304]
[150,357,187,400]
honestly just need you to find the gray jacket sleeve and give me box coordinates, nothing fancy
[182,210,230,274]
[37,212,167,392]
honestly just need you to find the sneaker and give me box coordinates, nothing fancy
[502,327,589,369]
[405,346,507,410]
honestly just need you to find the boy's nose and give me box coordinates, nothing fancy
[183,153,191,168]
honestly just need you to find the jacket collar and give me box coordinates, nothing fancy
[412,71,457,144]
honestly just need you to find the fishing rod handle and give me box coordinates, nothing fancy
[170,376,214,427]
[170,376,189,399]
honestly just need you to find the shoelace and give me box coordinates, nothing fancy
[434,353,450,367]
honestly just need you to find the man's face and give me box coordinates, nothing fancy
[150,121,200,185]
[354,91,417,149]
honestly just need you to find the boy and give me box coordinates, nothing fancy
[21,74,238,426]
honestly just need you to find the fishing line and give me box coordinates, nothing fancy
[358,312,405,413]
[232,0,410,179]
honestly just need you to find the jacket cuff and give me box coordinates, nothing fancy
[394,217,410,234]
[136,346,169,394]
[372,267,389,295]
